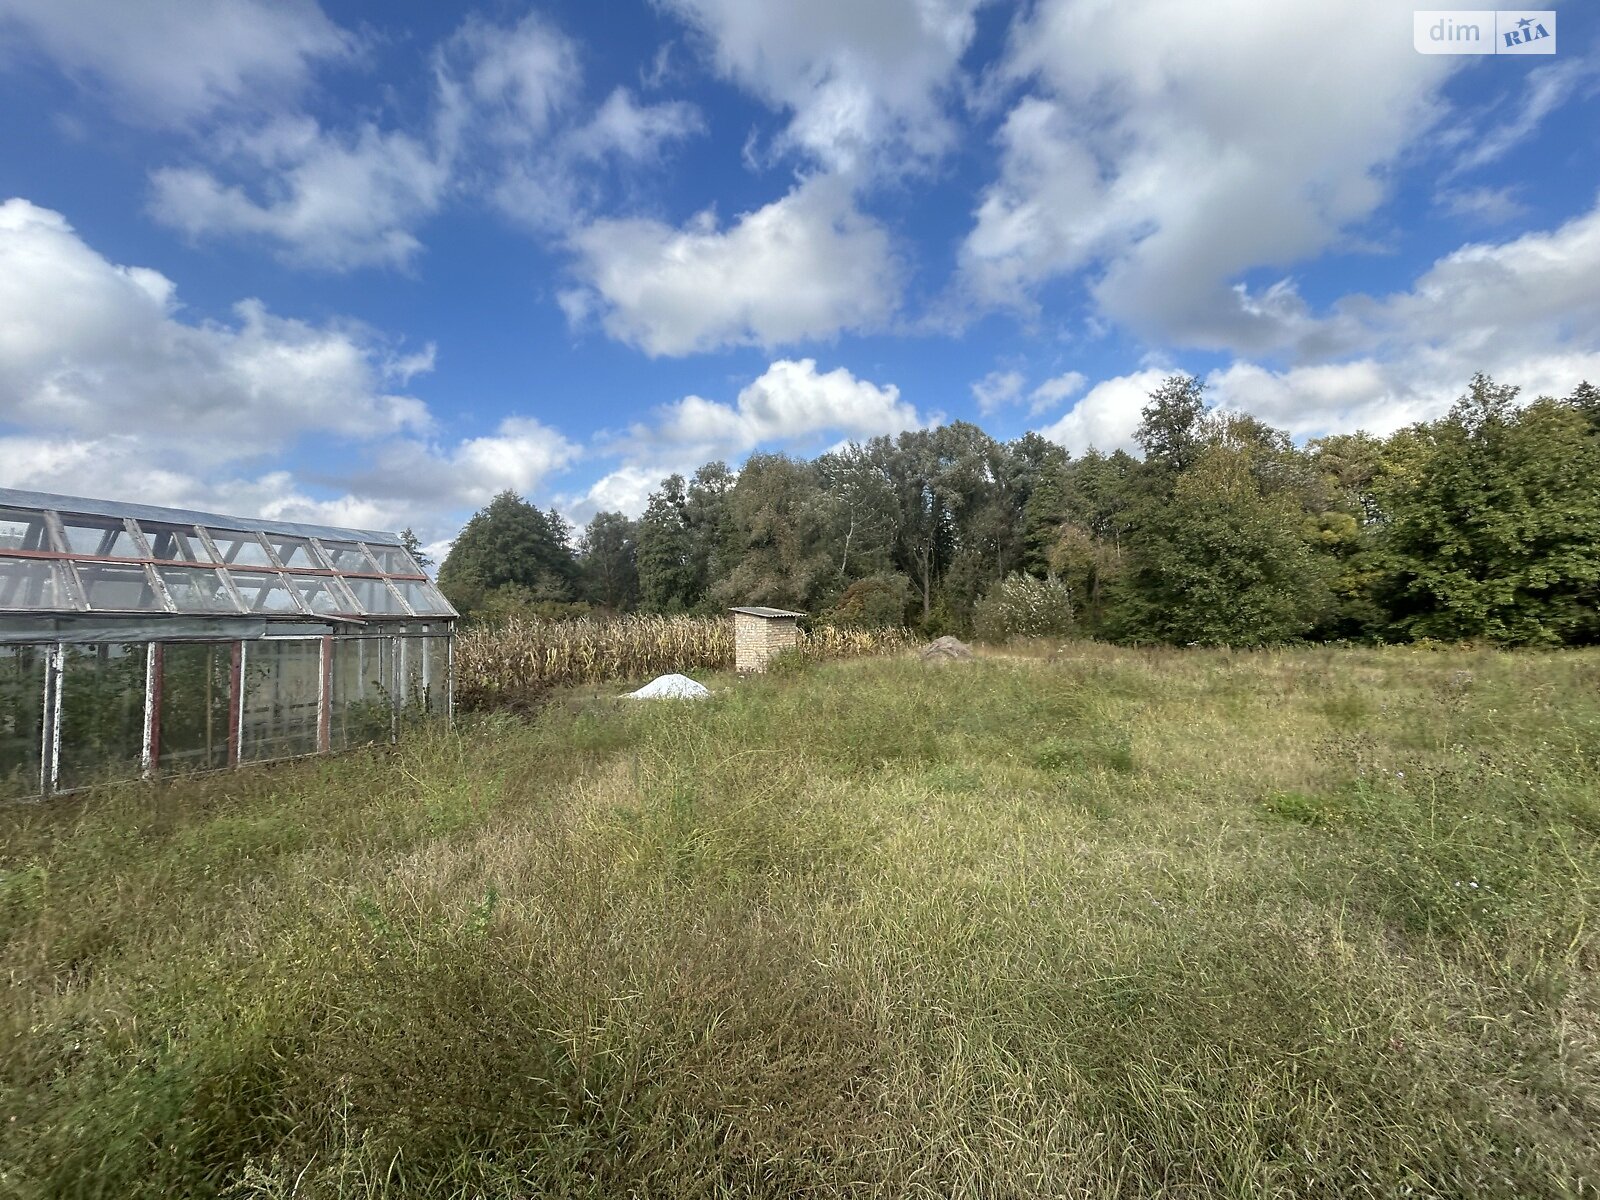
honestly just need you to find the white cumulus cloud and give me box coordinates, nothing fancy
[149,118,451,271]
[660,0,982,175]
[970,369,1025,414]
[0,0,355,126]
[962,0,1463,352]
[563,177,900,355]
[0,197,580,543]
[1037,369,1173,457]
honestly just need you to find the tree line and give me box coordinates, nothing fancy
[438,373,1600,647]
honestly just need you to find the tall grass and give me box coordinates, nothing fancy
[3,643,1597,1197]
[454,614,916,708]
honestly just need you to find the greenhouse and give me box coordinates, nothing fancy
[0,488,456,801]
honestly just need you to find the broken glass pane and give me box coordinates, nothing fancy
[0,645,48,799]
[398,635,451,722]
[58,642,148,790]
[331,637,393,749]
[158,642,233,772]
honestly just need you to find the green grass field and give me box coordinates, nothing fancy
[3,644,1598,1198]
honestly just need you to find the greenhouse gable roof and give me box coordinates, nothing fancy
[0,487,403,545]
[0,487,456,622]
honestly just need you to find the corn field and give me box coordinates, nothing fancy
[454,615,917,710]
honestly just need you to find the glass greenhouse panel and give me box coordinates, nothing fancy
[0,646,48,798]
[78,562,162,611]
[399,635,451,717]
[56,515,143,558]
[265,536,326,570]
[331,637,393,749]
[57,642,148,791]
[390,580,452,616]
[139,521,212,563]
[317,541,378,573]
[288,574,355,616]
[0,508,51,552]
[0,558,75,610]
[158,643,232,773]
[344,577,409,616]
[159,566,240,613]
[205,529,275,567]
[240,640,322,762]
[365,544,419,576]
[227,570,304,614]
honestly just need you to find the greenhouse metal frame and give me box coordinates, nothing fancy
[0,488,456,801]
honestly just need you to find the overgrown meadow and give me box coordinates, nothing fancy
[3,644,1598,1197]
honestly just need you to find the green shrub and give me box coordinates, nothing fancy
[973,573,1076,642]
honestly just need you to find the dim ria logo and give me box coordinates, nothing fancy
[1415,10,1555,54]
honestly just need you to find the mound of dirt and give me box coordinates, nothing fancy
[920,635,973,663]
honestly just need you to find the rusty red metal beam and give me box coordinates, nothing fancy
[0,547,426,581]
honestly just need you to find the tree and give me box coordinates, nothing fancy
[1569,380,1600,434]
[437,491,579,617]
[1376,374,1600,644]
[684,462,738,604]
[635,475,698,613]
[872,422,998,626]
[1114,441,1331,645]
[1135,374,1210,476]
[712,454,832,611]
[1113,387,1329,645]
[399,528,433,570]
[1019,435,1072,578]
[1304,432,1390,639]
[814,444,899,589]
[579,511,639,612]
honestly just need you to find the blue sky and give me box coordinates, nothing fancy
[0,0,1597,556]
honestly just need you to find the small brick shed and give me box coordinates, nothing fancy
[730,606,804,673]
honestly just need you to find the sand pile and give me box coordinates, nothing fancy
[625,673,712,699]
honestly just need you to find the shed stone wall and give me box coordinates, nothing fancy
[734,612,799,673]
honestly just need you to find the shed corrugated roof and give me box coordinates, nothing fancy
[729,606,805,619]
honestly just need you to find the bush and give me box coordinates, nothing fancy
[826,574,913,630]
[973,574,1076,642]
[474,584,592,625]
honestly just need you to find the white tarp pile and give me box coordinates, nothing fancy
[625,673,712,700]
